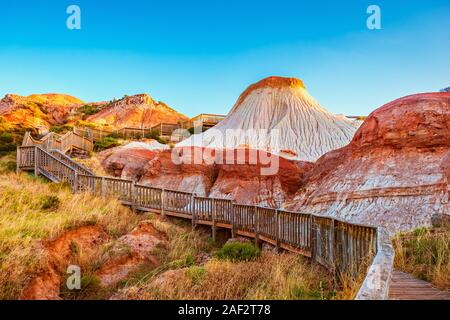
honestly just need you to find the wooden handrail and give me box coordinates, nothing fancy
[16,146,386,299]
[21,130,93,153]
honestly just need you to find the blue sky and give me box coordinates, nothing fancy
[0,0,449,117]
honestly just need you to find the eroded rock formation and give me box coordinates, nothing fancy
[0,93,84,131]
[86,93,188,129]
[286,92,450,233]
[101,145,311,206]
[177,76,357,162]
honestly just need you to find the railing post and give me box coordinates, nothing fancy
[275,209,280,252]
[100,177,105,196]
[231,201,237,238]
[255,206,260,247]
[72,171,78,194]
[161,188,166,217]
[211,198,216,242]
[311,216,317,261]
[330,218,336,275]
[34,146,39,176]
[191,194,197,229]
[16,147,20,174]
[131,181,137,212]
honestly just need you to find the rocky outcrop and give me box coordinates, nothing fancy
[86,94,188,129]
[0,93,84,131]
[99,147,159,181]
[100,145,311,206]
[140,147,218,196]
[286,92,450,233]
[209,149,313,206]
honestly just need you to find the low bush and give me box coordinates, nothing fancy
[94,136,120,152]
[0,132,13,144]
[40,195,60,211]
[186,266,207,284]
[78,105,100,119]
[49,124,73,134]
[216,242,260,262]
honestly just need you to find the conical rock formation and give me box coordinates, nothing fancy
[178,76,357,162]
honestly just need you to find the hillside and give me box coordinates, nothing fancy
[0,93,84,132]
[86,94,189,129]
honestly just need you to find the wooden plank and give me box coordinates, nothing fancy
[389,270,450,300]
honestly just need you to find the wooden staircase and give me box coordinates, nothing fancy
[22,131,94,154]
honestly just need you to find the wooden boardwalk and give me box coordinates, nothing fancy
[389,270,450,300]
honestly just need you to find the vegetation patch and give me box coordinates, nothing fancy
[77,105,101,119]
[119,252,340,300]
[39,195,60,211]
[49,124,74,134]
[216,242,260,262]
[94,136,120,152]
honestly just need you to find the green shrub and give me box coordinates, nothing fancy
[40,195,60,210]
[78,105,100,118]
[94,136,120,152]
[186,266,207,284]
[49,124,73,134]
[0,132,13,144]
[0,131,18,155]
[0,144,16,155]
[216,242,260,262]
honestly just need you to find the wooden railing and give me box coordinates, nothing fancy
[181,113,226,130]
[22,131,93,153]
[74,124,182,142]
[49,149,95,176]
[16,145,384,297]
[73,126,113,142]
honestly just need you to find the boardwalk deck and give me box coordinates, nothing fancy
[389,270,450,300]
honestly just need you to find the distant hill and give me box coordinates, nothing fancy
[0,92,187,133]
[0,93,84,132]
[86,93,188,129]
[441,87,450,92]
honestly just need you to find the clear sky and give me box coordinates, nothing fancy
[1,0,449,117]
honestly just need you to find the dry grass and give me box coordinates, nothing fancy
[0,163,143,299]
[393,226,450,290]
[118,251,338,300]
[74,154,108,176]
